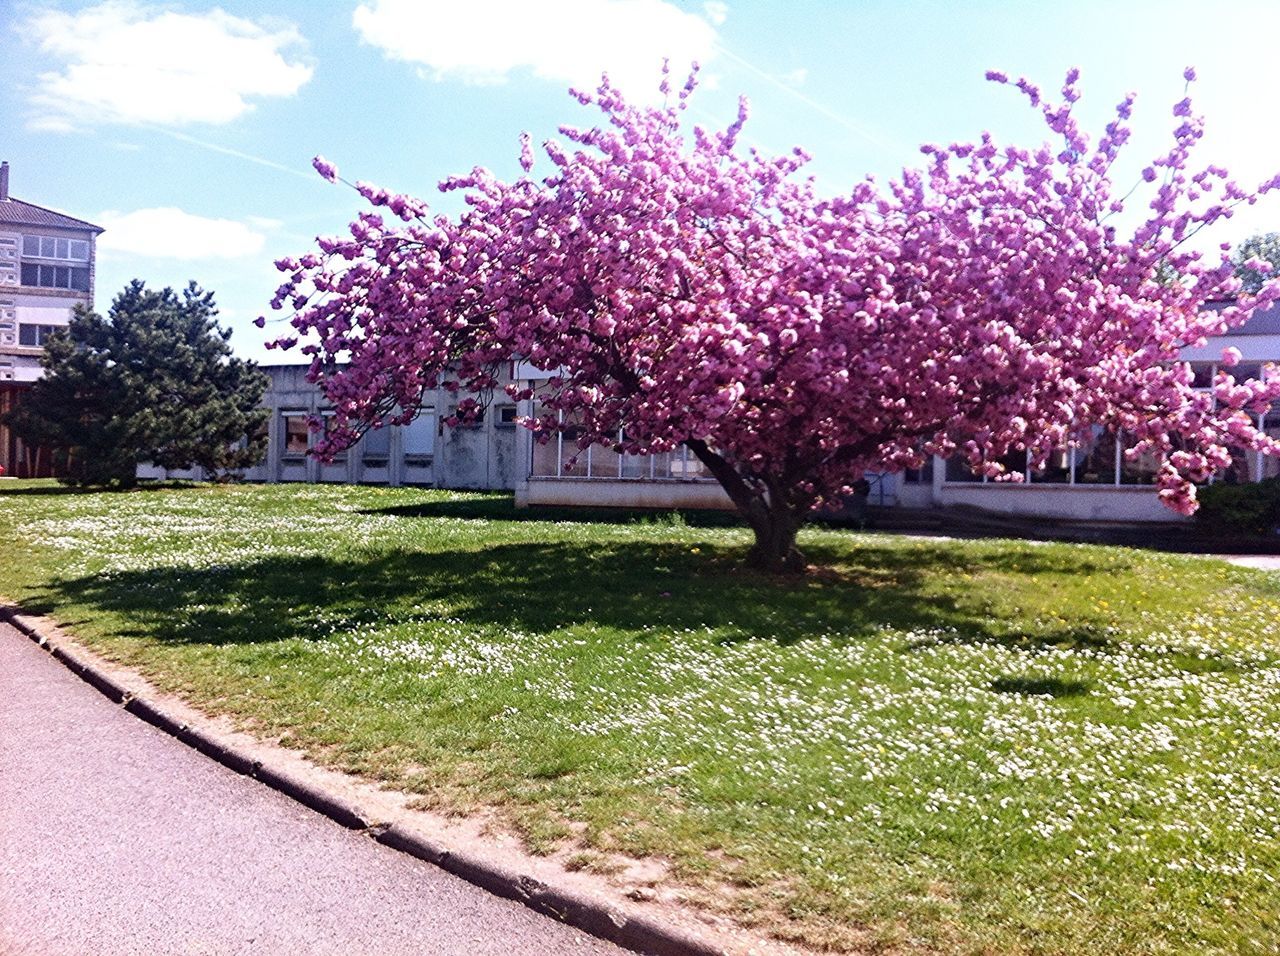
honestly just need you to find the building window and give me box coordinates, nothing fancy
[1119,432,1163,485]
[22,235,90,262]
[495,405,518,427]
[362,425,391,465]
[1029,447,1071,484]
[319,413,346,462]
[1189,362,1215,389]
[20,263,90,291]
[1262,408,1280,482]
[903,458,934,484]
[403,410,435,463]
[281,412,309,458]
[17,324,63,347]
[944,456,984,483]
[1073,427,1120,485]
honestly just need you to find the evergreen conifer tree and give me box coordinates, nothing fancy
[6,280,268,487]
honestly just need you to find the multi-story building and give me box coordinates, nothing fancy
[0,161,104,477]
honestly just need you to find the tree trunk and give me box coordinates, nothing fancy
[684,438,809,574]
[744,506,807,573]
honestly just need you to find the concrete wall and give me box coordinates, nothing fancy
[936,483,1180,522]
[517,477,734,510]
[879,466,1185,522]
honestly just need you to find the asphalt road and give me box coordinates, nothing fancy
[0,622,625,956]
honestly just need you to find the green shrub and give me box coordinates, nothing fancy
[1196,477,1280,535]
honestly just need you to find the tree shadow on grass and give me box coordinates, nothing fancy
[25,534,1140,655]
[361,495,746,529]
[990,676,1093,698]
[0,480,199,497]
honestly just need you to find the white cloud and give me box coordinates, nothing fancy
[702,1,728,26]
[352,0,719,101]
[96,207,267,260]
[27,2,312,129]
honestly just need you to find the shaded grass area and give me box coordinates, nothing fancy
[3,480,1280,954]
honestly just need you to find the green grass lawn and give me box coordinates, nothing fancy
[3,480,1280,954]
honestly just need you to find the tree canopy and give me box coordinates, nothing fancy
[267,66,1280,571]
[8,280,268,487]
[1232,232,1280,294]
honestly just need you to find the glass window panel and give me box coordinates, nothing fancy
[620,451,649,478]
[1233,362,1263,382]
[70,268,89,292]
[55,266,70,288]
[495,405,518,426]
[904,457,934,484]
[1219,447,1258,485]
[666,448,700,479]
[560,441,588,477]
[665,448,688,479]
[1074,426,1119,484]
[39,237,56,258]
[558,414,587,476]
[55,238,69,259]
[20,263,37,286]
[1029,447,1071,483]
[362,426,391,458]
[22,236,39,256]
[1120,431,1162,485]
[994,448,1027,479]
[588,443,621,478]
[1263,410,1280,481]
[944,456,983,482]
[403,410,436,457]
[681,451,711,480]
[282,414,309,455]
[69,240,89,261]
[18,325,37,346]
[531,436,560,476]
[1190,363,1215,388]
[321,414,346,460]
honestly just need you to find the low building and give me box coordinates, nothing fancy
[0,161,104,477]
[148,306,1280,525]
[143,363,523,490]
[514,306,1280,522]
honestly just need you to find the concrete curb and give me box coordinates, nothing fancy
[1,604,725,956]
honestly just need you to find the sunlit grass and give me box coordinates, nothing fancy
[2,479,1279,953]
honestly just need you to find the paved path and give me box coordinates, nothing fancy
[0,623,624,956]
[1216,554,1280,570]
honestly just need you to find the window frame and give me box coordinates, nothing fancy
[22,235,90,262]
[280,411,311,459]
[17,323,63,348]
[20,262,90,291]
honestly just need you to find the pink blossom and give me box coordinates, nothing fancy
[311,155,338,183]
[273,67,1280,567]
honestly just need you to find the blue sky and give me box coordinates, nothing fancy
[4,0,1280,362]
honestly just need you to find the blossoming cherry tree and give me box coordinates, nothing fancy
[268,67,1280,572]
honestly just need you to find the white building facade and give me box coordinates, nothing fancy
[513,309,1280,523]
[0,161,104,477]
[145,363,525,489]
[168,308,1280,527]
